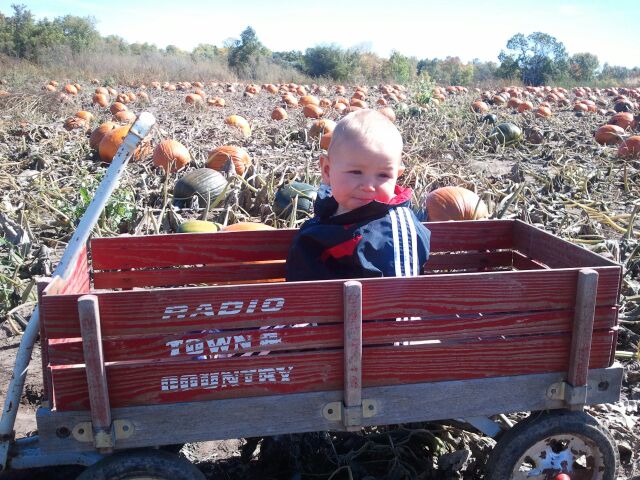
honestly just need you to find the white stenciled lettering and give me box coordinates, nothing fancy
[246,299,259,313]
[221,371,239,387]
[185,339,204,355]
[160,366,294,392]
[162,305,188,320]
[276,366,293,382]
[206,336,232,353]
[233,335,252,350]
[218,301,243,315]
[189,303,215,318]
[166,340,183,356]
[260,332,281,346]
[261,298,285,312]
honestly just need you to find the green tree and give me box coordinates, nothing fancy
[303,45,358,81]
[569,52,599,82]
[385,50,414,83]
[7,4,35,58]
[0,12,14,55]
[54,15,99,53]
[164,44,185,56]
[101,34,129,53]
[227,26,267,70]
[191,43,219,61]
[471,59,498,83]
[497,32,568,85]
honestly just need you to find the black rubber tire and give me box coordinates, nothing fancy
[484,410,619,480]
[76,449,206,480]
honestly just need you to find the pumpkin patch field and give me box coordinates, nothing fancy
[1,80,640,479]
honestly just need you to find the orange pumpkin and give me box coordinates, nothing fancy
[109,102,128,115]
[153,139,192,173]
[92,93,109,107]
[309,119,337,150]
[207,97,225,107]
[75,111,93,122]
[271,107,288,120]
[207,145,251,175]
[299,95,320,106]
[303,104,323,119]
[185,93,203,104]
[64,84,78,95]
[425,186,489,221]
[113,110,137,123]
[63,117,87,131]
[89,122,117,150]
[98,124,149,163]
[618,136,640,159]
[609,112,637,130]
[224,115,251,137]
[534,105,552,118]
[471,100,489,113]
[595,125,625,145]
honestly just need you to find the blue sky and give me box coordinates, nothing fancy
[3,0,639,68]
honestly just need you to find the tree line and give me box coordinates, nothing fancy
[1,4,638,86]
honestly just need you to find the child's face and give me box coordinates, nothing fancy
[320,139,404,215]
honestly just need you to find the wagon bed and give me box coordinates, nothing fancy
[32,219,622,458]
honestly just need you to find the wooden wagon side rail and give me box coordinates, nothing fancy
[41,266,621,412]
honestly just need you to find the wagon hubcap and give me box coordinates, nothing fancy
[511,433,606,479]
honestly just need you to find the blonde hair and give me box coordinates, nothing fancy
[328,109,403,161]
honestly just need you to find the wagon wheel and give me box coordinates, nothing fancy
[484,410,618,480]
[76,449,206,480]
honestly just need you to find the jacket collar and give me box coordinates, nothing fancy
[314,185,413,224]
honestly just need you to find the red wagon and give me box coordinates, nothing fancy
[0,115,623,479]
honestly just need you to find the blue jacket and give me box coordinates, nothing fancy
[286,185,431,282]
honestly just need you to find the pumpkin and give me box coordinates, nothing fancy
[224,115,251,137]
[309,119,336,150]
[595,125,625,145]
[109,102,128,115]
[113,110,137,123]
[64,84,78,95]
[63,117,87,131]
[90,122,118,150]
[185,93,203,104]
[303,104,323,119]
[116,93,130,104]
[178,220,221,233]
[271,107,288,120]
[273,181,317,219]
[75,111,93,122]
[98,124,149,163]
[174,168,228,207]
[481,113,497,124]
[489,122,522,146]
[517,101,533,113]
[153,139,191,173]
[425,186,489,221]
[378,106,396,122]
[92,93,109,107]
[619,136,640,159]
[534,105,552,118]
[350,98,368,109]
[299,95,319,107]
[222,222,275,231]
[471,100,490,113]
[614,100,634,113]
[609,112,637,130]
[207,97,225,107]
[207,145,251,175]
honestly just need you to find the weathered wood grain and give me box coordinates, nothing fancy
[37,366,622,454]
[50,331,615,411]
[41,268,620,339]
[568,269,598,388]
[89,221,514,270]
[46,307,617,365]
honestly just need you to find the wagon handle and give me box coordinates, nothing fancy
[0,112,156,471]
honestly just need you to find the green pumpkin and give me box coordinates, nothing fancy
[177,219,222,233]
[174,168,228,207]
[273,181,317,219]
[489,122,523,146]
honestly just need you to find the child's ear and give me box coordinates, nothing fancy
[319,154,331,185]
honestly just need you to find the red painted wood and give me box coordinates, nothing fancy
[50,331,615,411]
[424,250,514,272]
[512,251,549,270]
[41,268,620,339]
[59,245,91,295]
[89,221,514,270]
[47,307,617,365]
[513,221,619,269]
[93,261,287,290]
